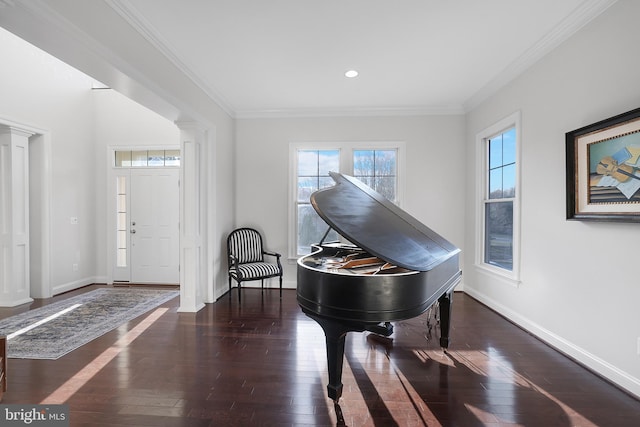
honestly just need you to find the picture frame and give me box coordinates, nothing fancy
[566,107,640,222]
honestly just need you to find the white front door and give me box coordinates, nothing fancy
[129,168,179,283]
[112,167,179,284]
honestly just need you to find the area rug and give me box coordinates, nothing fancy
[0,287,179,360]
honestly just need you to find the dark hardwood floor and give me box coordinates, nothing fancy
[0,285,638,426]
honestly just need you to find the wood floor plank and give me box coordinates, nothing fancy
[0,285,638,426]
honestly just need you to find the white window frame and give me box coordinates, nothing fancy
[112,148,181,168]
[289,141,406,259]
[475,112,521,285]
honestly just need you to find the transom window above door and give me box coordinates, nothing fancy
[114,149,180,167]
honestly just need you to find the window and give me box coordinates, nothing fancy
[114,149,180,167]
[485,128,515,270]
[477,112,520,281]
[291,143,403,257]
[116,176,128,267]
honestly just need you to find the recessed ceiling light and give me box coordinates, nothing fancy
[345,70,359,78]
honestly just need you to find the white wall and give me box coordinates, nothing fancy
[0,27,97,295]
[235,115,466,288]
[464,1,640,397]
[211,117,236,300]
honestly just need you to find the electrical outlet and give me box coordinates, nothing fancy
[72,263,78,272]
[637,337,640,356]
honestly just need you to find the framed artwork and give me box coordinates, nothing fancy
[566,107,640,222]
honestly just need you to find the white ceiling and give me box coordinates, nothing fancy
[0,0,617,119]
[116,0,614,117]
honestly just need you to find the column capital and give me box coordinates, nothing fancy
[174,120,208,132]
[0,124,36,138]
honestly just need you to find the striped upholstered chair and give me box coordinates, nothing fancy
[227,228,283,302]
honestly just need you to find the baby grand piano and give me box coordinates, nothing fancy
[297,172,462,402]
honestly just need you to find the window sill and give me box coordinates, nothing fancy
[474,263,521,288]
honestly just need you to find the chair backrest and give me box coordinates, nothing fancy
[227,228,264,264]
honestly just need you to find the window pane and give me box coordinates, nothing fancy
[117,212,127,230]
[354,150,374,176]
[488,169,503,199]
[117,195,126,212]
[319,176,335,189]
[148,150,164,166]
[503,163,516,198]
[298,150,319,176]
[318,150,340,175]
[375,150,397,175]
[298,177,318,202]
[131,150,147,167]
[485,201,513,270]
[375,176,396,201]
[502,127,516,165]
[116,176,126,194]
[165,150,180,166]
[117,249,127,267]
[488,136,503,169]
[115,151,131,167]
[117,231,127,249]
[356,176,374,189]
[298,204,339,254]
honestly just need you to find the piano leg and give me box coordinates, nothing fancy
[304,312,364,402]
[323,322,348,402]
[438,291,453,350]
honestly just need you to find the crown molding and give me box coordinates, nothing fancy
[235,105,466,119]
[106,0,235,118]
[463,0,618,112]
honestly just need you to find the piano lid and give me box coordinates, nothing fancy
[310,172,460,272]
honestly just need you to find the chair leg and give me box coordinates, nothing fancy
[279,276,283,299]
[237,282,242,303]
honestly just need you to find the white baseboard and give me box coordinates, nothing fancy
[0,296,34,307]
[51,276,99,296]
[463,287,640,399]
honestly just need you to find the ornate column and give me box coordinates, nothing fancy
[175,121,207,312]
[0,125,35,306]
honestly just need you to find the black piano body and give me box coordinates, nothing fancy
[296,172,462,402]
